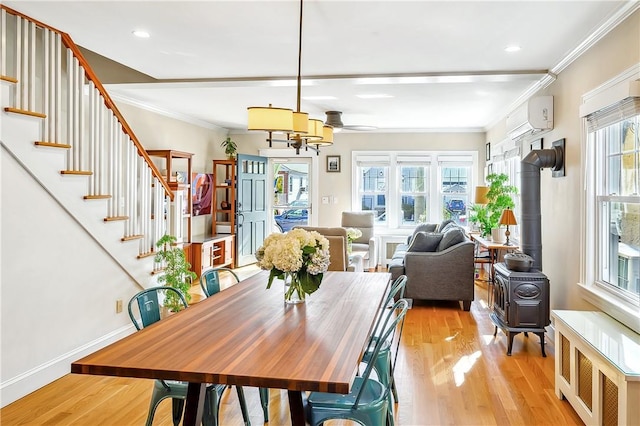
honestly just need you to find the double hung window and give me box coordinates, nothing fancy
[356,156,389,225]
[588,103,640,300]
[582,77,640,332]
[399,158,430,225]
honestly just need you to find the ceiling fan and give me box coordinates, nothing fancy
[325,111,377,131]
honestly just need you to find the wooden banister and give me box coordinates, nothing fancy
[0,5,173,201]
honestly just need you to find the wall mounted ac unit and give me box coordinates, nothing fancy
[506,96,554,140]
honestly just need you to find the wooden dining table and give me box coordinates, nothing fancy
[71,270,391,425]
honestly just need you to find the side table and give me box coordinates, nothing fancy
[469,233,519,305]
[348,250,367,272]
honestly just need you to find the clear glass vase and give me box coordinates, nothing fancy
[284,272,306,304]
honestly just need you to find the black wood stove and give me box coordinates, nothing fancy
[491,262,550,356]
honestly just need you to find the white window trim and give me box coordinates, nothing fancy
[351,150,479,232]
[578,63,640,334]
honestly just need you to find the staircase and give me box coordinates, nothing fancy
[1,5,174,286]
[0,5,181,406]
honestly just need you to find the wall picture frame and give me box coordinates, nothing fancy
[326,155,341,173]
[485,142,491,161]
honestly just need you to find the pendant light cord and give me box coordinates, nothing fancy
[296,0,303,113]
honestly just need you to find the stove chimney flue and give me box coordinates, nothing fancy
[520,143,564,270]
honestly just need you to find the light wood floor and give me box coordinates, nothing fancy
[1,270,583,425]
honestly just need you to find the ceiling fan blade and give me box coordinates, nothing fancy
[343,125,378,131]
[325,110,377,131]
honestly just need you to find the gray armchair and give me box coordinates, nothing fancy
[341,211,377,271]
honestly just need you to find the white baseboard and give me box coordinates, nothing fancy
[0,325,134,408]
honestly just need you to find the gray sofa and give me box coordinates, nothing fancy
[388,220,475,311]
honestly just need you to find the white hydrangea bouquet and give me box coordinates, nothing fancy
[256,228,330,303]
[346,227,362,253]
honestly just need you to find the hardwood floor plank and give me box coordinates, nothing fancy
[1,275,583,425]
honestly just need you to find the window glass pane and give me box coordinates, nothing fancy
[606,120,639,196]
[401,195,427,225]
[400,166,428,224]
[273,161,309,232]
[401,166,426,192]
[602,201,640,296]
[361,167,386,192]
[442,166,470,226]
[359,166,387,223]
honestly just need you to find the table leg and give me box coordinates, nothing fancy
[288,390,306,426]
[183,383,206,426]
[488,248,497,307]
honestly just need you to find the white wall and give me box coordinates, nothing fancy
[115,101,230,237]
[486,9,640,312]
[0,150,140,406]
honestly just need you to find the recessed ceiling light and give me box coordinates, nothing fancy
[504,45,521,53]
[132,30,150,38]
[356,94,393,99]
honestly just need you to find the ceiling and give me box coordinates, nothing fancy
[6,1,637,133]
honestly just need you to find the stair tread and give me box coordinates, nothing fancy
[4,107,46,118]
[104,216,129,222]
[35,141,71,149]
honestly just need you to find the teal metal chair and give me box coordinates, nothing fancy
[360,275,408,425]
[199,267,240,297]
[306,298,409,426]
[128,286,252,426]
[199,268,270,423]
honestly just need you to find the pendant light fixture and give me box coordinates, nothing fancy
[247,0,333,154]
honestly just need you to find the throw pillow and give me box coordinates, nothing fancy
[437,228,465,251]
[407,232,443,252]
[438,219,455,232]
[407,223,438,244]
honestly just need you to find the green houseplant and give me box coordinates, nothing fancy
[154,234,197,312]
[470,173,518,237]
[221,137,237,159]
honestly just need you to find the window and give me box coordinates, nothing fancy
[400,164,429,225]
[593,114,640,300]
[441,164,471,227]
[490,142,522,238]
[353,152,477,229]
[581,74,640,333]
[357,158,389,224]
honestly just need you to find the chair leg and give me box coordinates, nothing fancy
[146,380,184,426]
[171,398,185,426]
[390,372,398,403]
[235,386,251,426]
[259,387,269,422]
[203,388,220,426]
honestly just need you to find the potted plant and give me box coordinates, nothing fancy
[221,137,237,159]
[470,173,517,239]
[154,234,197,312]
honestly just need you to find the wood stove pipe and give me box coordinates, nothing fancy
[520,145,564,270]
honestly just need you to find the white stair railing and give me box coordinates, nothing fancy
[1,5,172,263]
